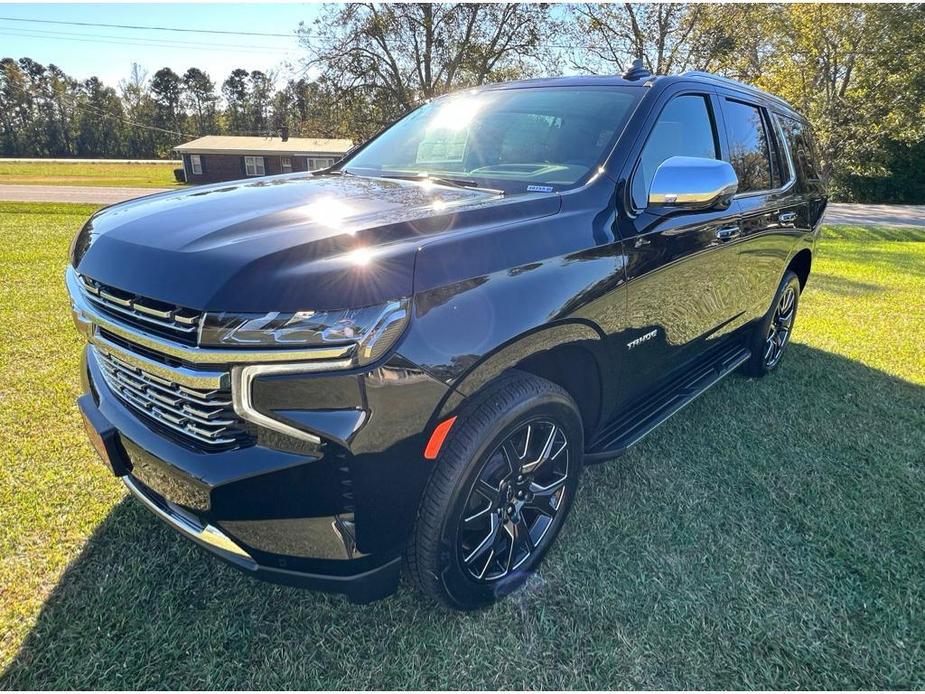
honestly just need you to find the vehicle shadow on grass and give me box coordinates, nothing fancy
[2,344,924,689]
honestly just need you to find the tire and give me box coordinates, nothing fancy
[407,371,584,610]
[743,270,801,377]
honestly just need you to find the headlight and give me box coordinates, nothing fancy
[199,299,410,365]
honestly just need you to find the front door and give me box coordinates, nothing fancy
[616,90,745,405]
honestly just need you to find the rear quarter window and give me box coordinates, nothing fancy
[776,114,824,183]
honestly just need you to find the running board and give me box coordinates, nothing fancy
[585,345,751,463]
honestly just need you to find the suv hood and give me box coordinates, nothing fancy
[75,174,559,312]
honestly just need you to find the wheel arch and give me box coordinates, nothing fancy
[435,321,607,439]
[786,247,813,290]
[513,345,602,440]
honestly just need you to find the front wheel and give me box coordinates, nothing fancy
[743,270,801,377]
[407,372,584,610]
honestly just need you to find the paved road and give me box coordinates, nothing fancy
[2,184,924,226]
[0,184,170,205]
[823,203,925,227]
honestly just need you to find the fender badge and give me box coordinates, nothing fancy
[627,329,658,350]
[526,185,554,193]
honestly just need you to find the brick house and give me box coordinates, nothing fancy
[174,135,353,184]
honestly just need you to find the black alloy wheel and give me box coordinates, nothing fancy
[458,419,570,582]
[743,270,801,377]
[407,371,583,610]
[764,283,796,368]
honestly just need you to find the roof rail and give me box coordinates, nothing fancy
[681,70,796,111]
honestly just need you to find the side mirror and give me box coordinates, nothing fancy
[648,156,738,210]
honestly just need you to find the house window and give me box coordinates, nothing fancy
[307,157,335,171]
[190,154,202,175]
[244,156,266,176]
[281,156,292,173]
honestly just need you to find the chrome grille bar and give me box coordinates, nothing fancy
[67,268,354,366]
[94,347,247,449]
[79,274,201,343]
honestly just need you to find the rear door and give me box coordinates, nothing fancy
[717,94,811,322]
[616,87,745,405]
[776,113,829,230]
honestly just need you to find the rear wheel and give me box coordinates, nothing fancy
[407,372,583,610]
[744,270,801,377]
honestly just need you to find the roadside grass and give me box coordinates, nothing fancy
[0,161,180,188]
[0,204,922,689]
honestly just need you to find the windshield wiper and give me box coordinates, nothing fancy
[377,173,504,196]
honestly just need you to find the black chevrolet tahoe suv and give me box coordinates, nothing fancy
[69,68,827,610]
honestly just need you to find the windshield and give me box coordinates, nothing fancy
[341,86,643,192]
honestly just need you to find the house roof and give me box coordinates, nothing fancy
[174,135,353,156]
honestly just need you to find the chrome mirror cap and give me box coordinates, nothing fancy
[648,156,739,209]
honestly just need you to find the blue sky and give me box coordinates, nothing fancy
[0,3,323,88]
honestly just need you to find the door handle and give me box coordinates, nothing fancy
[778,211,798,224]
[715,224,741,241]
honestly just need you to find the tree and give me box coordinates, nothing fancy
[119,63,157,158]
[564,3,925,202]
[270,77,356,138]
[76,77,126,157]
[299,3,557,137]
[150,67,185,155]
[0,58,33,156]
[745,4,925,198]
[150,67,186,156]
[564,4,780,77]
[17,58,53,156]
[567,3,707,75]
[247,70,273,134]
[182,68,217,135]
[45,64,80,156]
[222,68,250,134]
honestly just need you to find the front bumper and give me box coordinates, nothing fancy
[81,349,417,602]
[69,268,453,602]
[122,469,401,603]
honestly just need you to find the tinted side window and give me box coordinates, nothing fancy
[766,112,790,188]
[632,94,719,209]
[723,100,773,193]
[777,114,823,182]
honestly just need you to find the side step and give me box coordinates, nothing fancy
[585,344,751,463]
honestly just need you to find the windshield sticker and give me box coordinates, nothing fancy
[527,185,554,193]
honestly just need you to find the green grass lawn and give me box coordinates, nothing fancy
[0,161,180,188]
[0,203,922,688]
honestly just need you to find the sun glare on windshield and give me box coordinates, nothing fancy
[343,86,642,191]
[426,94,490,132]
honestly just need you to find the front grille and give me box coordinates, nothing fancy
[98,328,185,369]
[79,274,202,345]
[96,349,249,450]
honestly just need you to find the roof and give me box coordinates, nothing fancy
[469,71,800,117]
[174,135,353,156]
